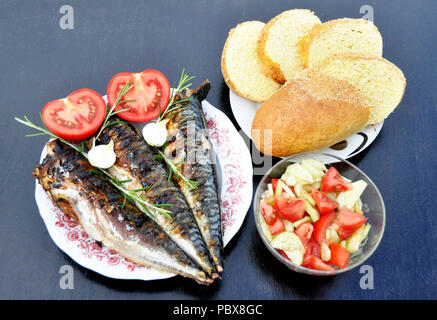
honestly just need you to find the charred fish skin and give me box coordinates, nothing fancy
[164,80,224,273]
[33,140,212,285]
[93,122,217,277]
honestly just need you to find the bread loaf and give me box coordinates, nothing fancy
[256,9,321,84]
[221,21,280,102]
[298,18,383,68]
[251,69,370,157]
[320,53,406,124]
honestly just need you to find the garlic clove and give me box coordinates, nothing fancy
[87,139,116,169]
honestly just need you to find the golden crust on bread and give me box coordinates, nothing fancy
[251,69,370,157]
[256,9,321,84]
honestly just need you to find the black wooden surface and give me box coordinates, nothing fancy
[0,0,436,299]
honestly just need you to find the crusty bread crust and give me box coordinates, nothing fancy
[251,69,370,157]
[257,9,320,84]
[256,13,288,84]
[298,18,381,68]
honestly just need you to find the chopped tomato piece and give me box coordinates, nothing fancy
[274,195,306,222]
[302,238,321,267]
[311,187,338,214]
[308,256,335,271]
[295,222,314,245]
[328,243,350,269]
[312,211,337,244]
[321,167,353,192]
[271,178,279,193]
[260,200,278,225]
[336,206,368,239]
[269,218,285,236]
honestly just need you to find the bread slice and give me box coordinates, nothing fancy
[320,53,406,124]
[221,21,280,102]
[298,18,383,68]
[251,68,370,157]
[257,9,321,84]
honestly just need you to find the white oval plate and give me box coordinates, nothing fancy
[35,99,253,281]
[229,90,383,162]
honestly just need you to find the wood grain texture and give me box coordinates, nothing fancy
[0,0,436,299]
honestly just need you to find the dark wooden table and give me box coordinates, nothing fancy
[1,0,436,300]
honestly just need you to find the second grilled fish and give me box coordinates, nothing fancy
[164,81,224,273]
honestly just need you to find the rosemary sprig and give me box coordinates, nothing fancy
[14,116,173,220]
[154,150,198,190]
[94,81,134,142]
[158,69,195,121]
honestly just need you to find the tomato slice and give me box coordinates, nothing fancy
[269,218,285,236]
[336,206,368,239]
[302,239,321,267]
[107,69,171,122]
[260,200,278,225]
[41,88,106,141]
[274,195,306,222]
[321,167,353,192]
[311,187,338,214]
[308,256,335,271]
[328,243,350,269]
[312,211,337,244]
[295,222,314,245]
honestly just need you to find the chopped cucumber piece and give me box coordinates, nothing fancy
[305,200,320,222]
[346,223,371,254]
[336,180,367,210]
[293,216,312,228]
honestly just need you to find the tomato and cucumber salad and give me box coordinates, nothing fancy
[259,159,371,272]
[40,69,171,141]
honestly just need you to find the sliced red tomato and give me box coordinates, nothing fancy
[308,256,335,271]
[328,243,350,269]
[311,187,338,214]
[312,211,337,244]
[336,206,368,240]
[321,167,353,193]
[260,200,278,225]
[274,195,306,222]
[42,88,106,141]
[107,69,171,122]
[269,218,285,236]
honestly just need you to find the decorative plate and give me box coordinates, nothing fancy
[34,99,253,281]
[229,90,383,162]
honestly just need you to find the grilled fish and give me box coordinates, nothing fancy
[164,81,224,273]
[91,122,217,277]
[33,140,212,285]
